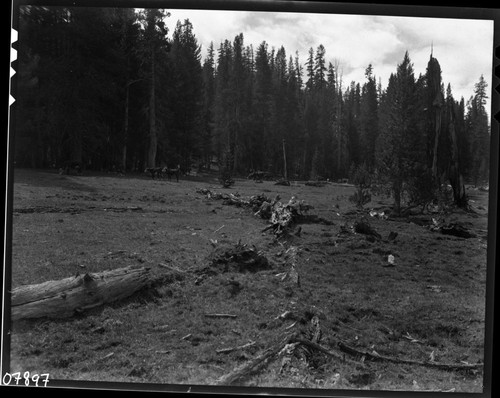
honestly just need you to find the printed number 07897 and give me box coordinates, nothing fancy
[2,372,50,387]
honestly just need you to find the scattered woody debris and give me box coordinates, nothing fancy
[196,189,331,236]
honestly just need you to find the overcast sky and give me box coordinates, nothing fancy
[166,8,494,116]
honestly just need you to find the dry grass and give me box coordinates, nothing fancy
[8,168,488,392]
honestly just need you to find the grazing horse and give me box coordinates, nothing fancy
[59,161,82,175]
[162,165,181,182]
[145,167,164,179]
[248,170,265,180]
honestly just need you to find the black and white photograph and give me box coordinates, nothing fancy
[3,0,498,394]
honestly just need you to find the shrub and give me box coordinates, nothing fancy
[348,164,372,208]
[219,150,234,188]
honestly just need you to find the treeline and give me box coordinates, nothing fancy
[15,7,490,209]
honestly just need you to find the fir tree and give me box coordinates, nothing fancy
[359,64,378,168]
[376,52,424,215]
[466,75,490,186]
[168,18,203,169]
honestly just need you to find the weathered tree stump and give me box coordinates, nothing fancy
[11,266,151,320]
[354,219,382,239]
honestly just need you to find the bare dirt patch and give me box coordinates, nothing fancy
[8,168,488,391]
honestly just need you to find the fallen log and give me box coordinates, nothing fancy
[440,223,476,238]
[305,181,327,187]
[338,341,483,371]
[11,266,151,321]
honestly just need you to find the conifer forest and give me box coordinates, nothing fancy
[14,6,491,214]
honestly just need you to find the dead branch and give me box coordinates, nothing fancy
[261,224,275,233]
[214,225,225,233]
[290,337,357,364]
[285,321,297,330]
[157,262,187,273]
[338,341,483,371]
[216,334,292,385]
[105,250,127,257]
[216,341,256,354]
[204,313,237,319]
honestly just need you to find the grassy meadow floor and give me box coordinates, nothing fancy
[7,168,489,392]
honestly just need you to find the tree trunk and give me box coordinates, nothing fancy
[122,83,130,172]
[282,138,288,180]
[11,266,151,321]
[72,130,83,165]
[448,115,467,208]
[147,48,157,168]
[393,179,402,216]
[431,110,441,185]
